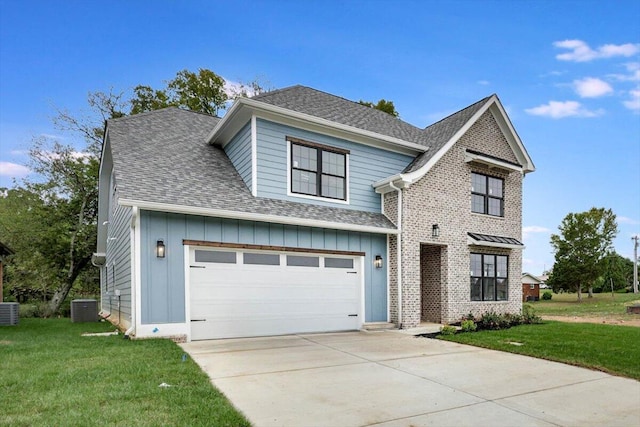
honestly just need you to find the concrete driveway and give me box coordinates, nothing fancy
[181,331,640,427]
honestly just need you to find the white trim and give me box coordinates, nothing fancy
[250,114,258,197]
[464,151,523,173]
[467,235,525,250]
[386,234,390,323]
[286,139,350,205]
[360,255,366,330]
[184,244,192,342]
[373,95,535,193]
[135,323,190,339]
[133,207,142,337]
[208,98,428,156]
[119,198,398,235]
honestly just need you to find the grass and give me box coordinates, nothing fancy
[0,318,250,427]
[439,321,640,380]
[531,292,640,319]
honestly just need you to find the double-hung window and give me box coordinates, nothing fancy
[471,172,504,217]
[470,253,508,301]
[290,138,348,201]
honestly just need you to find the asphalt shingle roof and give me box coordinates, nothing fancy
[107,107,396,231]
[253,85,431,146]
[253,85,492,174]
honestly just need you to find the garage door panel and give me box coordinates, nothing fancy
[189,248,362,340]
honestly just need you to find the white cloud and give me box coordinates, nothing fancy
[608,62,640,83]
[223,78,258,98]
[0,161,30,177]
[477,80,490,86]
[554,39,640,62]
[523,226,551,239]
[619,216,640,225]
[573,77,613,98]
[623,88,640,111]
[525,100,604,119]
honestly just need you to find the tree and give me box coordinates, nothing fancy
[549,208,618,300]
[358,99,400,117]
[130,68,230,116]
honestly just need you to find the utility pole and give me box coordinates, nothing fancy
[633,235,639,294]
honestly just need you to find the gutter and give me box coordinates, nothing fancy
[388,181,403,329]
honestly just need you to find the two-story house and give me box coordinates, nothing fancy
[93,85,534,341]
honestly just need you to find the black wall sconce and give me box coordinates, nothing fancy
[374,255,383,269]
[156,240,166,258]
[432,224,440,238]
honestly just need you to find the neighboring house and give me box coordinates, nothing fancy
[522,272,543,302]
[0,241,14,302]
[94,85,535,341]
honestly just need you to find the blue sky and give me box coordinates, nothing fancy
[0,0,638,274]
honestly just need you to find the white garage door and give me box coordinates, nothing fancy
[189,247,362,340]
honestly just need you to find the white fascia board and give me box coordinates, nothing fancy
[96,134,113,254]
[208,98,428,156]
[464,151,523,173]
[488,101,536,174]
[119,199,398,235]
[401,97,495,184]
[467,235,525,250]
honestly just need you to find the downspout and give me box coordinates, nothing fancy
[388,181,403,329]
[124,206,138,338]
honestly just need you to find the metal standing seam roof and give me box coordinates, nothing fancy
[467,232,524,247]
[106,107,396,231]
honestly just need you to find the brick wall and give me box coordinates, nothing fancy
[398,109,524,326]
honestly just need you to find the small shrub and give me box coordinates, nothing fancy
[542,291,553,300]
[463,313,475,321]
[522,304,543,324]
[460,319,477,332]
[478,311,504,330]
[440,325,457,335]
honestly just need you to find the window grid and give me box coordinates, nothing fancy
[471,172,504,217]
[470,253,508,301]
[291,142,346,201]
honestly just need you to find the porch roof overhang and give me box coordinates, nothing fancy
[467,232,525,249]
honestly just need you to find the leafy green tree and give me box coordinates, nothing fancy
[358,99,400,117]
[130,68,229,116]
[549,208,618,300]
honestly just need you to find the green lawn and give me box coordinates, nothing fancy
[0,319,249,427]
[439,321,640,380]
[531,292,640,319]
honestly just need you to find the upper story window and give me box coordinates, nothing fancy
[470,253,508,301]
[289,138,348,201]
[471,172,503,217]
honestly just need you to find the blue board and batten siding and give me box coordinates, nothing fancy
[140,211,388,324]
[225,121,252,190]
[254,119,413,212]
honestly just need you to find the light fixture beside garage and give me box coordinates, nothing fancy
[374,255,383,269]
[432,224,440,238]
[156,240,166,258]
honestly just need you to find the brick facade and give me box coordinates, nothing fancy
[389,109,524,326]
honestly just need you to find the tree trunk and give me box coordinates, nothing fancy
[577,282,582,301]
[588,285,594,298]
[42,256,90,317]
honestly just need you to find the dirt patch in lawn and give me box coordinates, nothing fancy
[542,315,640,327]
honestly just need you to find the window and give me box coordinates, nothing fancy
[325,257,354,269]
[195,250,236,263]
[471,172,504,217]
[470,253,508,301]
[243,253,280,265]
[530,284,536,290]
[290,140,347,201]
[287,255,320,267]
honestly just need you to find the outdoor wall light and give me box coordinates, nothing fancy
[156,240,166,258]
[374,255,383,269]
[432,224,440,238]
